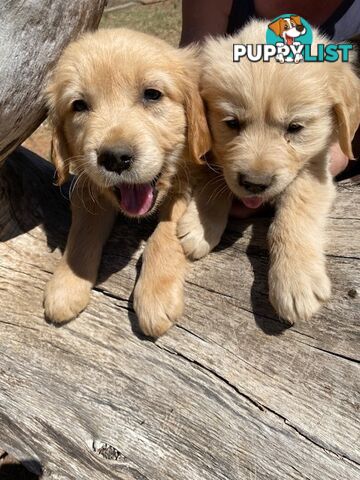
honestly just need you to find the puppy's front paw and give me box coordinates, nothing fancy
[177,200,222,260]
[269,259,331,324]
[44,272,91,324]
[133,275,184,338]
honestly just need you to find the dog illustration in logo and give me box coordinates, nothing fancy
[268,15,307,63]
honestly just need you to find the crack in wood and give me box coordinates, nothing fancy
[156,342,360,468]
[93,286,134,311]
[186,280,279,324]
[1,154,359,479]
[293,339,360,365]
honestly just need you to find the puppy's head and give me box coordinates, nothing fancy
[46,29,210,217]
[201,20,360,207]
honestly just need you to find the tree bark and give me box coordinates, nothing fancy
[0,0,107,162]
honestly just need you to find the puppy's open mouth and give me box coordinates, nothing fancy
[113,175,160,217]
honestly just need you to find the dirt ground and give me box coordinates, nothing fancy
[22,0,181,160]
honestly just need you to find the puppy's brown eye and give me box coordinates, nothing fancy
[287,123,304,133]
[72,99,89,112]
[144,89,162,101]
[225,118,241,130]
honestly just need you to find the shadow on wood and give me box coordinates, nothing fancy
[0,452,42,480]
[0,147,154,288]
[0,148,286,336]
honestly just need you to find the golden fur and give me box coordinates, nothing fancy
[178,20,360,324]
[44,28,210,336]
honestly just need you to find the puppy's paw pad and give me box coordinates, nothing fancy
[44,278,91,324]
[134,279,184,338]
[137,311,173,338]
[269,267,331,324]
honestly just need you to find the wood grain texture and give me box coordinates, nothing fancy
[0,148,359,480]
[0,0,106,162]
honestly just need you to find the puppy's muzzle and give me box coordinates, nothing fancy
[98,146,134,174]
[238,174,271,194]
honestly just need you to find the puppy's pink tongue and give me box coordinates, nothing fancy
[241,196,263,209]
[286,34,293,46]
[119,183,154,216]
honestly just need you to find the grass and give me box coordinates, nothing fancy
[100,0,182,46]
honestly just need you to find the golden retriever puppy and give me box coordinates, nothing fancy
[44,28,210,337]
[178,20,360,324]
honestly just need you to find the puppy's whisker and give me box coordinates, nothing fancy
[83,177,98,213]
[205,161,223,175]
[84,175,96,205]
[198,175,226,197]
[177,161,190,185]
[211,186,230,204]
[63,155,86,169]
[89,181,103,211]
[79,178,96,215]
[69,163,86,174]
[207,184,229,204]
[64,154,85,162]
[68,173,82,199]
[70,171,88,208]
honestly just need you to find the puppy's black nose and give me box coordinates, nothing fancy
[296,25,304,32]
[238,174,269,194]
[98,147,133,174]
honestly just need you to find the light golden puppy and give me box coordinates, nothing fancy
[178,20,360,324]
[44,28,210,336]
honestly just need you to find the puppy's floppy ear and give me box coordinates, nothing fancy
[290,15,302,26]
[184,83,211,163]
[268,19,283,37]
[180,47,211,163]
[46,76,70,186]
[329,56,360,159]
[51,126,70,186]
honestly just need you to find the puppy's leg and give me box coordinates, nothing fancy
[134,196,189,337]
[177,166,232,260]
[44,190,116,324]
[268,165,335,324]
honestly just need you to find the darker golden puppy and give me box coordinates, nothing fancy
[44,28,210,336]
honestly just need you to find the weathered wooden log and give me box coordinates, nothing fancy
[0,0,107,162]
[0,148,359,479]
